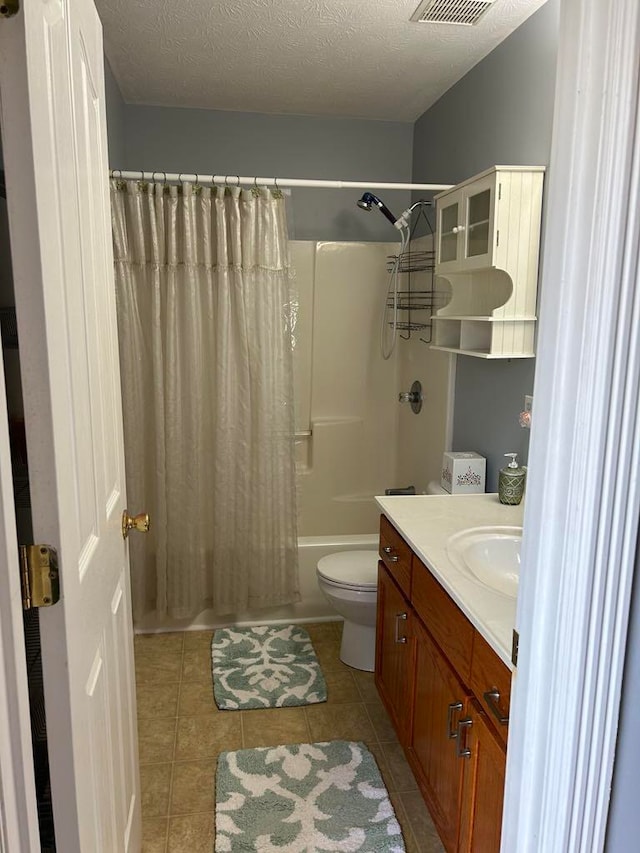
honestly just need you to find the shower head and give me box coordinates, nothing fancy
[357,192,376,211]
[356,192,400,228]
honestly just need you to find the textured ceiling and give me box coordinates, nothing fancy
[98,0,547,122]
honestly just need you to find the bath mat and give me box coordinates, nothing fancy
[215,740,405,852]
[211,624,327,710]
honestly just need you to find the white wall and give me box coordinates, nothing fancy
[395,234,455,493]
[290,239,453,534]
[291,241,399,535]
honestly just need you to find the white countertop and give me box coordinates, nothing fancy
[375,493,524,668]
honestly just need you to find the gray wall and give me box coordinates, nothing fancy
[412,0,560,490]
[104,59,125,167]
[116,104,413,242]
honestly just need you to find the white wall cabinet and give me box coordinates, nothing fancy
[432,166,544,359]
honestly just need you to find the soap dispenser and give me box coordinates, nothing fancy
[498,453,526,505]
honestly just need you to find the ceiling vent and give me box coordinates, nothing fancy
[410,0,496,26]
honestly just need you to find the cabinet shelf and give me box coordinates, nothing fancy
[432,314,536,322]
[433,166,544,359]
[430,345,535,359]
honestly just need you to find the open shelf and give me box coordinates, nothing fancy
[430,345,535,359]
[432,316,536,358]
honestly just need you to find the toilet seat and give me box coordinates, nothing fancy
[316,550,379,591]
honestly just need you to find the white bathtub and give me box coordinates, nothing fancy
[135,533,379,634]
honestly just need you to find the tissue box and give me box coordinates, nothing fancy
[441,452,486,494]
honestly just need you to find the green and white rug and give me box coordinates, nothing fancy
[212,624,328,710]
[215,740,405,852]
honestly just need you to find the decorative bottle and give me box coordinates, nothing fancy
[498,453,526,505]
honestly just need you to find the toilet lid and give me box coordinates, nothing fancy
[317,550,379,589]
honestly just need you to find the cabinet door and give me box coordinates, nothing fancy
[461,175,495,268]
[437,191,463,268]
[409,617,470,852]
[375,564,414,743]
[457,702,506,853]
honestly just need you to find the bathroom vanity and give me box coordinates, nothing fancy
[374,494,523,853]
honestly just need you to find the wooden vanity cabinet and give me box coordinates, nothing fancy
[410,616,471,851]
[457,701,506,853]
[375,563,415,743]
[376,514,510,853]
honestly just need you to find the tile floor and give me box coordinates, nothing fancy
[135,621,445,853]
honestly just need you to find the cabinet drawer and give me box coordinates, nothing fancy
[412,557,473,684]
[470,631,511,744]
[379,515,412,598]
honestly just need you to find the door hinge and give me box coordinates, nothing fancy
[20,545,60,610]
[498,182,502,201]
[0,1,19,19]
[496,229,500,247]
[512,629,519,667]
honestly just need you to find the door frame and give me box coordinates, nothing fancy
[0,10,47,853]
[0,365,40,852]
[502,0,640,849]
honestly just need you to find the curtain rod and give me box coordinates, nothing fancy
[109,170,454,192]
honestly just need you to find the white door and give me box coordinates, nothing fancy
[0,1,141,851]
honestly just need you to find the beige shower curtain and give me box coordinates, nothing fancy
[111,180,299,619]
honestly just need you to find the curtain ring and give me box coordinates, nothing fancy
[235,175,241,187]
[162,172,167,185]
[274,177,279,191]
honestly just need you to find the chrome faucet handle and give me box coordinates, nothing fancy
[398,380,423,414]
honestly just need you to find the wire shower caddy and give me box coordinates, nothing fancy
[385,249,440,342]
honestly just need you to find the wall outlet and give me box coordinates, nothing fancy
[524,395,533,414]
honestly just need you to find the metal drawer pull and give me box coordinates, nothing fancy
[394,612,408,644]
[383,545,399,563]
[456,718,473,758]
[447,701,463,739]
[483,689,509,726]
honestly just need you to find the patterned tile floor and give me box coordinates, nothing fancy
[136,621,445,853]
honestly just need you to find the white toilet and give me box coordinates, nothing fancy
[316,550,379,671]
[316,484,449,672]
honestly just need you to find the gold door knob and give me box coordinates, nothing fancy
[122,510,150,540]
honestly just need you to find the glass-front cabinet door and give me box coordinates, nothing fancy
[466,188,491,257]
[437,192,463,267]
[461,175,495,268]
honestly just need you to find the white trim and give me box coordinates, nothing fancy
[0,281,40,853]
[0,16,45,853]
[502,0,640,850]
[109,170,453,192]
[444,353,457,452]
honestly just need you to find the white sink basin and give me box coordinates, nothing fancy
[446,526,522,598]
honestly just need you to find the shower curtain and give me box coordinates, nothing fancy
[111,180,299,619]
